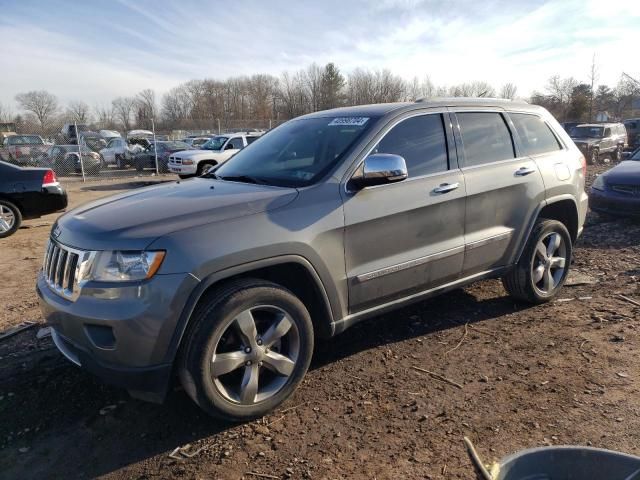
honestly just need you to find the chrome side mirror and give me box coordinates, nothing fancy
[352,153,408,189]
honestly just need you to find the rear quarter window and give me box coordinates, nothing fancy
[510,113,562,156]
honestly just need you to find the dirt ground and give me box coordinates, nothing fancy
[0,167,639,479]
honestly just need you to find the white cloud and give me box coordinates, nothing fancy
[0,0,637,109]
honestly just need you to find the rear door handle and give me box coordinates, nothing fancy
[433,182,460,194]
[515,167,536,176]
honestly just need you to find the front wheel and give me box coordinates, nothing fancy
[179,279,314,421]
[613,145,623,163]
[589,148,599,165]
[502,219,572,304]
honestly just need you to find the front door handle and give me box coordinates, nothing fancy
[515,167,536,176]
[433,182,460,194]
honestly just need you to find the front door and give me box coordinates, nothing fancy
[451,110,546,275]
[343,112,466,313]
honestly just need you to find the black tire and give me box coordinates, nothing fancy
[0,199,22,239]
[588,148,599,165]
[501,219,572,304]
[116,154,126,169]
[196,161,216,176]
[178,278,314,421]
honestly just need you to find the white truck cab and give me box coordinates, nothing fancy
[168,132,262,177]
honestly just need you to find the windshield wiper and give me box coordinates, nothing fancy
[218,175,266,185]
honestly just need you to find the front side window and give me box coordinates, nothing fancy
[214,116,378,187]
[510,113,562,156]
[372,114,448,177]
[604,128,612,137]
[457,112,515,167]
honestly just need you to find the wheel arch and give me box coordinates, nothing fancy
[166,255,335,365]
[515,196,579,263]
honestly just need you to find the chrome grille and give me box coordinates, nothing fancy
[42,239,86,300]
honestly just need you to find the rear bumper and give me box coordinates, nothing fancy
[589,188,640,217]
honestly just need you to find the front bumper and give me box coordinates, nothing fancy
[37,270,199,400]
[589,188,640,217]
[169,163,196,175]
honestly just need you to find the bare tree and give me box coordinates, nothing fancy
[0,103,14,123]
[278,71,308,118]
[545,75,579,121]
[449,81,496,98]
[67,101,91,123]
[135,89,156,129]
[15,90,59,128]
[588,54,599,121]
[94,104,116,129]
[303,63,323,112]
[499,83,518,100]
[111,96,136,130]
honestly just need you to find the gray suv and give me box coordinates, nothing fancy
[37,99,588,420]
[570,122,628,164]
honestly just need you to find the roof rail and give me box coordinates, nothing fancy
[415,96,528,104]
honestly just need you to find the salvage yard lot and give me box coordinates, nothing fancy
[0,169,639,479]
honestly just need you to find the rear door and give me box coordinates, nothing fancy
[343,111,466,313]
[451,110,546,275]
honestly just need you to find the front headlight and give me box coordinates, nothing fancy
[592,175,606,191]
[84,250,166,282]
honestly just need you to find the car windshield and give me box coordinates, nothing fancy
[570,126,604,138]
[213,116,378,187]
[201,137,228,150]
[12,135,42,145]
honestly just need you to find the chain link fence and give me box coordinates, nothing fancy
[0,118,285,183]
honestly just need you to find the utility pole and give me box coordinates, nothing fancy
[589,53,598,122]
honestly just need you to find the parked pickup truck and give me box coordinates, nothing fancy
[168,132,263,177]
[3,134,49,165]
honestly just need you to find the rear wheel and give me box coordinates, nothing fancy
[179,279,314,421]
[502,219,572,304]
[0,200,22,239]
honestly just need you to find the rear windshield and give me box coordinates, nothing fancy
[214,116,378,187]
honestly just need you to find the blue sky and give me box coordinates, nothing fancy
[0,0,637,107]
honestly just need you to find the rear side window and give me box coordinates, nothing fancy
[246,136,260,145]
[457,112,515,167]
[510,113,562,156]
[373,114,448,177]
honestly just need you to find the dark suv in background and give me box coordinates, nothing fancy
[570,123,628,164]
[37,98,588,420]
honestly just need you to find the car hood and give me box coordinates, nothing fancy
[173,149,224,159]
[54,178,298,250]
[604,161,640,186]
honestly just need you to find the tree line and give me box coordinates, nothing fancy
[2,62,638,134]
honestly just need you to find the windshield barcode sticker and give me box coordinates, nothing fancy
[328,117,369,127]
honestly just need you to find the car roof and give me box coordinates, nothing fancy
[298,98,538,120]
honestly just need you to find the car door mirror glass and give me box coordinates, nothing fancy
[353,153,408,189]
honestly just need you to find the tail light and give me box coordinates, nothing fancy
[579,155,586,178]
[42,169,58,187]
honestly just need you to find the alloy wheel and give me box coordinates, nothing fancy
[0,205,15,233]
[531,232,567,295]
[211,305,300,405]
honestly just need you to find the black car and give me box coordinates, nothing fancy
[0,161,68,238]
[589,148,640,217]
[134,141,190,172]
